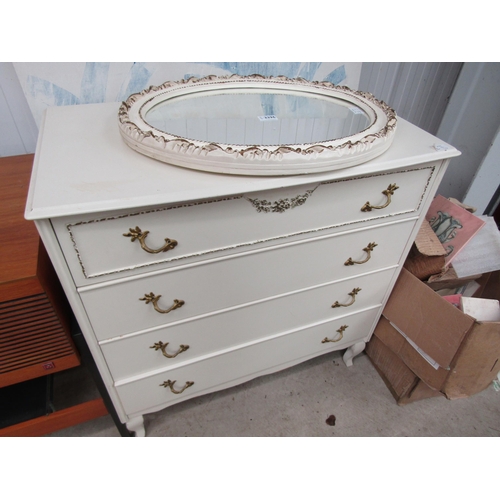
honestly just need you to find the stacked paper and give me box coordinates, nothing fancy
[452,216,500,278]
[460,296,500,322]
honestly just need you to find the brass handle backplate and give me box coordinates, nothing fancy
[140,293,185,314]
[322,325,348,343]
[361,183,399,212]
[160,380,194,394]
[150,341,189,359]
[345,242,377,266]
[332,288,361,308]
[124,226,178,254]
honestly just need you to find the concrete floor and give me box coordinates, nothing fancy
[46,349,500,437]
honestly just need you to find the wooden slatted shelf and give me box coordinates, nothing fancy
[0,154,109,436]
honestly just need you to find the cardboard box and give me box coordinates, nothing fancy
[366,329,442,405]
[380,268,500,399]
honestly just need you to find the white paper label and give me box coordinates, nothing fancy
[258,115,278,121]
[349,107,365,115]
[433,143,450,151]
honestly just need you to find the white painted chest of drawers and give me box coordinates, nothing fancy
[25,102,459,436]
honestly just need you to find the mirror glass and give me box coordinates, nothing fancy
[145,89,371,146]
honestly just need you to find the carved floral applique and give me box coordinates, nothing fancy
[246,189,315,213]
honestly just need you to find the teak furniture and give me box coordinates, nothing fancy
[0,154,108,437]
[25,91,459,436]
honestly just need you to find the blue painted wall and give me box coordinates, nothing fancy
[13,62,361,128]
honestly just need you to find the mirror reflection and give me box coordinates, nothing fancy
[145,90,371,146]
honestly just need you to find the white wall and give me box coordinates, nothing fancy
[3,61,455,158]
[436,62,500,203]
[9,62,361,131]
[359,62,462,135]
[462,124,500,214]
[0,62,38,156]
[0,62,361,157]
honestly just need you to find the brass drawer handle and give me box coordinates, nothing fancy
[140,293,185,314]
[150,341,189,358]
[345,242,377,266]
[160,380,194,394]
[361,183,399,212]
[332,288,361,308]
[322,325,348,343]
[124,226,178,254]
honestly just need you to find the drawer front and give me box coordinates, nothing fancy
[53,165,435,284]
[114,308,380,416]
[82,222,414,340]
[100,267,395,380]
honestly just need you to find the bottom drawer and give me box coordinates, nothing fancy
[115,307,380,416]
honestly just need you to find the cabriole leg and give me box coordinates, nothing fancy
[343,341,366,367]
[126,416,145,437]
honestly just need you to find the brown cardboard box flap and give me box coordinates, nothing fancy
[444,321,500,399]
[383,268,475,369]
[403,220,447,280]
[374,316,450,391]
[404,247,446,280]
[367,332,442,404]
[367,335,417,397]
[414,220,448,256]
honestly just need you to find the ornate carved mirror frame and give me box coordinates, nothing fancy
[118,74,397,176]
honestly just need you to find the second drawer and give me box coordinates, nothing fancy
[100,267,395,380]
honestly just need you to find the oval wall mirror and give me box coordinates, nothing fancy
[118,74,397,176]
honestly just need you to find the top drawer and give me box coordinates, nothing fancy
[52,165,437,285]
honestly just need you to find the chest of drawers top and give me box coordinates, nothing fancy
[25,102,459,222]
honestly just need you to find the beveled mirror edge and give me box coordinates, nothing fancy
[118,74,397,176]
